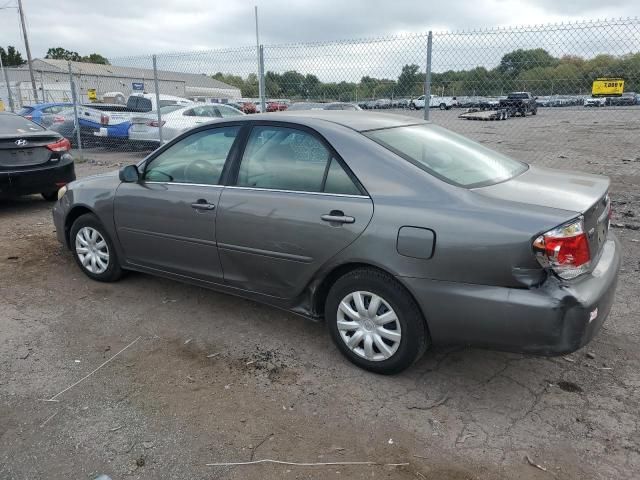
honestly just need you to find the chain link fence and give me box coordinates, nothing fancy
[1,18,638,178]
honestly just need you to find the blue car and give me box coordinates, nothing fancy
[18,103,73,125]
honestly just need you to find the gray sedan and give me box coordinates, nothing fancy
[53,112,621,374]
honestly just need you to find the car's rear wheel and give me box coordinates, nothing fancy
[439,103,446,110]
[70,213,123,282]
[325,268,429,374]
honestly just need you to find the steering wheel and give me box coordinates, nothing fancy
[184,159,213,184]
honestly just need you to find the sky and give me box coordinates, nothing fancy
[1,0,637,59]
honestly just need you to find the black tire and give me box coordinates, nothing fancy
[41,190,59,201]
[69,213,123,282]
[439,103,446,110]
[409,103,416,110]
[531,108,537,115]
[325,268,429,374]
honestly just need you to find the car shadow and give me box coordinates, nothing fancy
[0,195,55,214]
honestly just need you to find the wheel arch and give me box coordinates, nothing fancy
[64,205,97,247]
[310,262,430,336]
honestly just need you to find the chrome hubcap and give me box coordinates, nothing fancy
[336,291,401,362]
[75,227,109,274]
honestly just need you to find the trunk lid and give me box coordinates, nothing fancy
[474,165,610,260]
[0,133,60,168]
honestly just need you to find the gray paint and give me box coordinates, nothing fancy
[52,111,621,354]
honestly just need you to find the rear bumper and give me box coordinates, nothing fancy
[0,156,76,197]
[128,130,160,143]
[401,235,621,355]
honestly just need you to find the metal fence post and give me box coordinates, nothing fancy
[67,62,83,160]
[423,31,433,121]
[152,54,163,144]
[259,45,266,112]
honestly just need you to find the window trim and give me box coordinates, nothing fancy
[227,121,368,197]
[140,123,245,186]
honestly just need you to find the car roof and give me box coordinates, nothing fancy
[241,111,426,132]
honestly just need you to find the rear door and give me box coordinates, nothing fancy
[114,124,242,282]
[216,124,373,298]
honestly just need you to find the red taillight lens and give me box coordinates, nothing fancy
[53,115,65,124]
[533,217,591,279]
[146,120,165,127]
[100,114,109,126]
[46,138,71,152]
[24,114,33,120]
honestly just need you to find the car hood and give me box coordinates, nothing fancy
[473,165,609,214]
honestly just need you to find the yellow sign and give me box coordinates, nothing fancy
[592,78,624,96]
[87,88,97,101]
[0,99,5,112]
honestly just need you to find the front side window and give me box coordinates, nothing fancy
[237,126,361,195]
[364,124,527,188]
[144,126,240,185]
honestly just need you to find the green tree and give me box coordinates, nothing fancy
[497,48,558,77]
[81,53,110,65]
[396,64,422,96]
[0,46,25,66]
[45,47,82,61]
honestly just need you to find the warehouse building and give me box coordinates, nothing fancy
[1,58,242,106]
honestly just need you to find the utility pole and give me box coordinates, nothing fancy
[0,51,15,111]
[17,0,39,103]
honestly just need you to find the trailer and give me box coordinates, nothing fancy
[458,108,510,121]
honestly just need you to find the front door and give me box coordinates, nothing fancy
[114,125,242,282]
[217,124,373,298]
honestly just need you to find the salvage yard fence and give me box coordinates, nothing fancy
[1,17,639,174]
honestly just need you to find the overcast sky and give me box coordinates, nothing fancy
[1,0,637,58]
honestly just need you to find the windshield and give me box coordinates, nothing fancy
[364,124,527,188]
[159,104,184,114]
[0,114,45,134]
[507,93,529,99]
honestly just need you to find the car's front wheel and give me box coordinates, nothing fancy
[70,213,123,282]
[325,268,429,374]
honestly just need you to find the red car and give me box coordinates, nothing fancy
[267,101,288,112]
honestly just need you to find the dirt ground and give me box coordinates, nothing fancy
[1,107,639,480]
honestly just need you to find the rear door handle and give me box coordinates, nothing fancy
[321,211,355,224]
[191,200,216,211]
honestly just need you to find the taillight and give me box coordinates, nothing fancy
[100,114,109,126]
[146,120,165,127]
[533,217,591,280]
[46,138,71,152]
[53,115,65,124]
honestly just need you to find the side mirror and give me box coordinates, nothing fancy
[119,164,140,183]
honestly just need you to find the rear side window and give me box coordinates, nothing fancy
[215,105,244,118]
[237,126,361,195]
[365,124,527,188]
[0,114,44,134]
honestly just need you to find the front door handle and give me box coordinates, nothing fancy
[191,200,216,211]
[321,210,355,224]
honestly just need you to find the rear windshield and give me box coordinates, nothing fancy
[0,114,45,134]
[364,124,527,188]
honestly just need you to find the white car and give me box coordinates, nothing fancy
[584,97,607,107]
[128,103,245,144]
[409,95,458,110]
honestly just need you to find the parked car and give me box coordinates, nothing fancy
[229,102,257,114]
[288,102,361,111]
[53,111,620,374]
[606,92,638,106]
[498,92,538,116]
[18,102,72,125]
[0,111,75,200]
[584,97,607,107]
[267,101,288,112]
[409,95,458,110]
[373,98,392,109]
[128,103,244,144]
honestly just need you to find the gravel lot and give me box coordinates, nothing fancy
[1,107,639,480]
